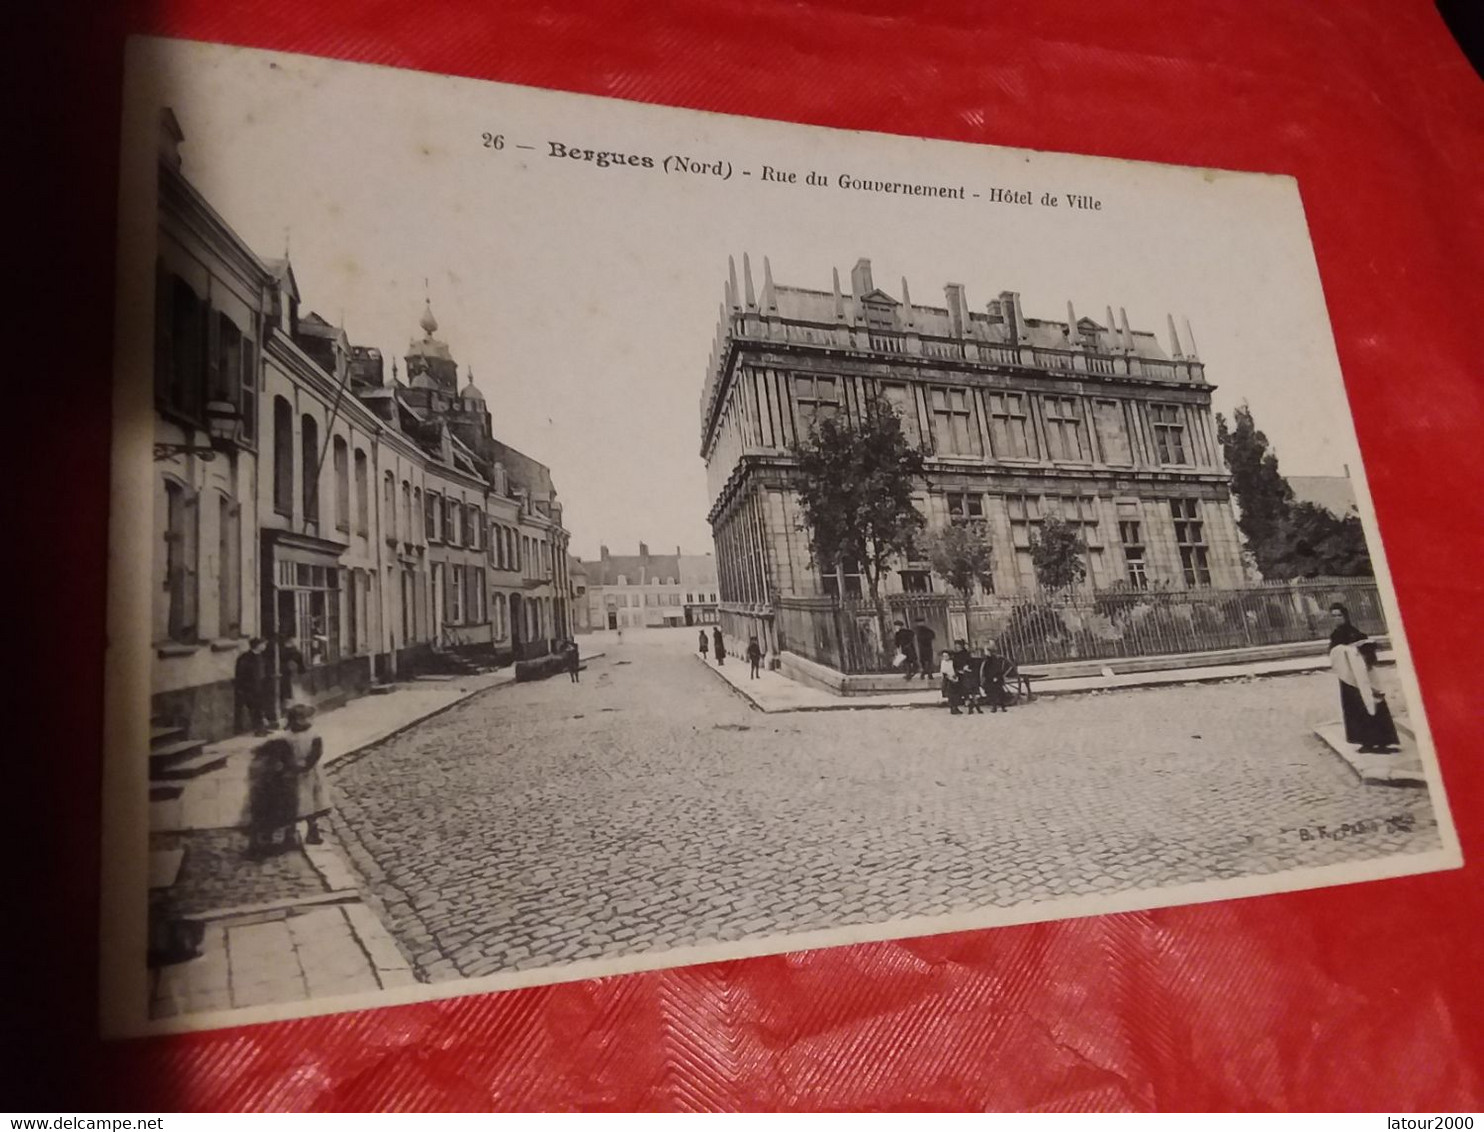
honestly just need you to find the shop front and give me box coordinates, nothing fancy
[261,529,370,713]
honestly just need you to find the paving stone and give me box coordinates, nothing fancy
[327,635,1443,983]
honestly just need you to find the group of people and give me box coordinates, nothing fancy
[233,634,310,737]
[892,619,1018,715]
[699,627,764,678]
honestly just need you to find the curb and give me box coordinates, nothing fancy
[699,652,1391,715]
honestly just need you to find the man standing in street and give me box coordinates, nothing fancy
[565,638,581,684]
[235,637,272,736]
[746,635,763,679]
[698,629,709,659]
[913,619,936,681]
[712,626,726,666]
[892,620,917,680]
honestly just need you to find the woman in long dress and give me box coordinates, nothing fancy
[1327,603,1400,753]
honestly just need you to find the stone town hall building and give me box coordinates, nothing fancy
[699,255,1246,657]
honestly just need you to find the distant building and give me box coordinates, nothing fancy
[1288,474,1359,518]
[583,544,718,629]
[568,556,592,634]
[698,255,1247,657]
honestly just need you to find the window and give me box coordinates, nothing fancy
[382,471,395,539]
[162,276,206,419]
[301,415,319,523]
[1043,396,1086,461]
[279,561,341,666]
[426,492,440,541]
[986,392,1035,459]
[878,384,919,444]
[354,450,369,536]
[1092,400,1131,464]
[1052,495,1103,547]
[1151,404,1189,465]
[1118,519,1148,589]
[400,482,412,542]
[899,569,932,593]
[946,492,984,523]
[668,594,680,606]
[929,387,981,456]
[272,398,293,517]
[445,498,461,546]
[332,437,350,533]
[347,568,360,654]
[213,313,252,444]
[450,565,465,623]
[217,493,241,636]
[821,559,863,598]
[466,505,481,550]
[1171,498,1211,586]
[472,567,486,623]
[1006,494,1044,549]
[793,375,839,434]
[686,593,694,604]
[163,480,198,642]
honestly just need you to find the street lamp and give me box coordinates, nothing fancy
[153,400,241,462]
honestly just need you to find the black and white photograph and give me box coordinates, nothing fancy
[103,36,1461,1036]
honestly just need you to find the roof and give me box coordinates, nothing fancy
[407,335,454,362]
[758,283,1172,361]
[583,553,683,587]
[1288,476,1358,517]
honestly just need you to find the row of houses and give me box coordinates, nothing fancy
[150,109,574,742]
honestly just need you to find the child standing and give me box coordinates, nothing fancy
[243,702,329,857]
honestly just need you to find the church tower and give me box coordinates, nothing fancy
[404,299,459,395]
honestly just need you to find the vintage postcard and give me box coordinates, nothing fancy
[102,35,1462,1035]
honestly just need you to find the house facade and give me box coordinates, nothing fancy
[149,110,573,743]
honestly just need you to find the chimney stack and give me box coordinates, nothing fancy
[600,544,610,561]
[850,258,874,298]
[742,254,757,310]
[945,283,968,337]
[999,291,1025,343]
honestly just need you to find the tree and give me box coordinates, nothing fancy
[1216,402,1294,577]
[1217,401,1372,578]
[924,521,995,646]
[791,395,926,621]
[1029,516,1087,592]
[1266,502,1372,579]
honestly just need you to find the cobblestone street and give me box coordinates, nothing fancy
[328,630,1442,984]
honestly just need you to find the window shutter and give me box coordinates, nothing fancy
[154,262,171,404]
[239,335,257,443]
[182,490,200,636]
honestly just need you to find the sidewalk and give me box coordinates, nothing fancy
[148,652,601,1025]
[698,648,1397,713]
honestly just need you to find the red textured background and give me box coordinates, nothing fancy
[21,0,1484,1112]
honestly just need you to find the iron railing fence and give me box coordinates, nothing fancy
[773,578,1384,673]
